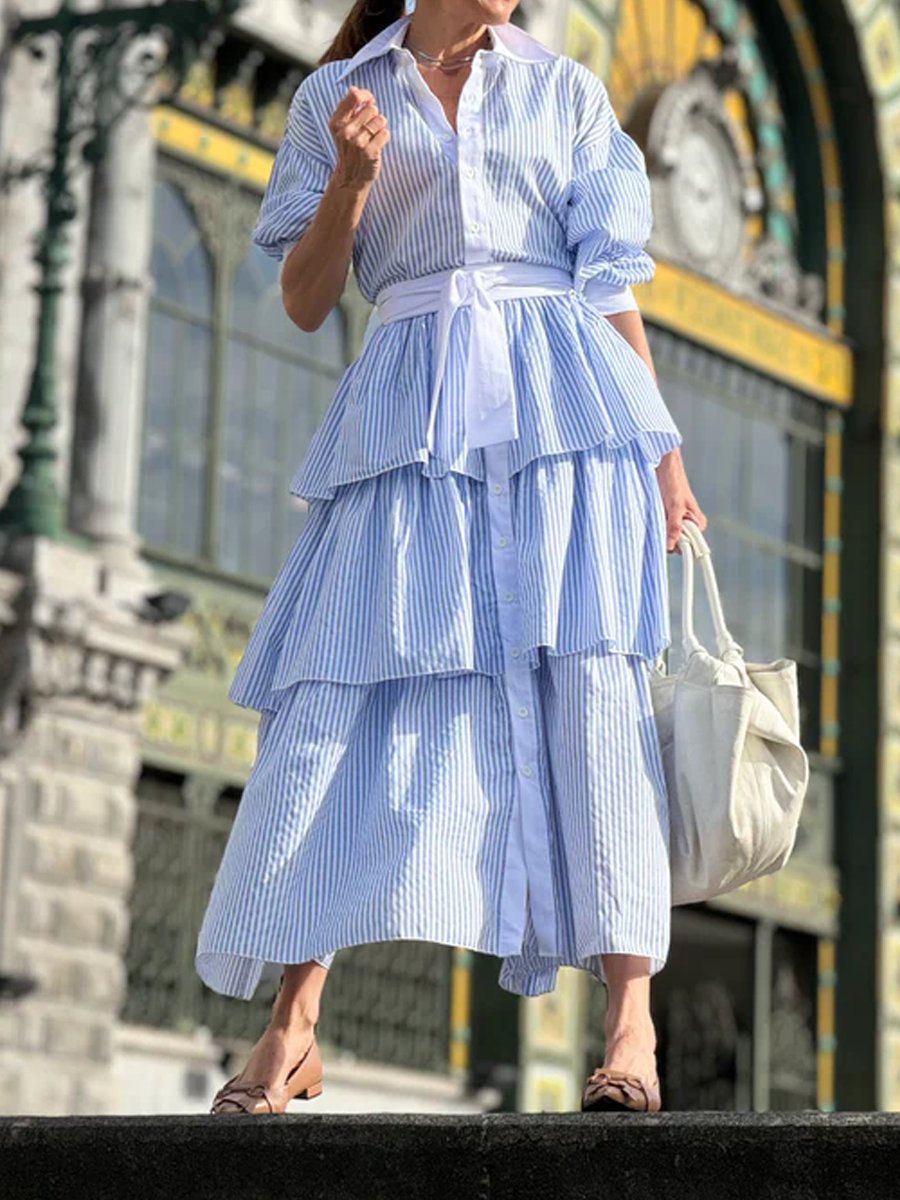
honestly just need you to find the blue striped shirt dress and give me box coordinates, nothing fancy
[195,14,684,1001]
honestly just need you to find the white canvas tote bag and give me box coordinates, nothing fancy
[649,519,810,906]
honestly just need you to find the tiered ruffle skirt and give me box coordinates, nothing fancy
[195,292,681,999]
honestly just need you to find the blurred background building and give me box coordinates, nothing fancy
[0,0,897,1115]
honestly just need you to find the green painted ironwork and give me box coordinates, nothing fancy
[124,767,455,1072]
[0,0,242,540]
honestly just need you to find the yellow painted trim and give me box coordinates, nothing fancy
[820,421,843,756]
[820,735,839,761]
[820,687,839,760]
[825,426,842,477]
[634,261,854,405]
[152,105,274,189]
[824,491,842,537]
[827,257,845,311]
[823,551,841,601]
[449,947,473,1074]
[817,937,837,1110]
[821,611,839,663]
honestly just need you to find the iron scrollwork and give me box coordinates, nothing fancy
[124,767,455,1074]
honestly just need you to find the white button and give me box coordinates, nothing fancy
[497,536,508,548]
[491,483,502,495]
[469,221,480,233]
[521,765,533,778]
[510,647,521,658]
[517,706,529,718]
[504,591,514,603]
[464,166,475,178]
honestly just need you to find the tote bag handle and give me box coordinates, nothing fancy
[678,520,745,662]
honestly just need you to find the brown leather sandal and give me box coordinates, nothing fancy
[581,1066,662,1113]
[210,1034,323,1115]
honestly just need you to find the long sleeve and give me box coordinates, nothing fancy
[566,67,655,306]
[252,75,335,263]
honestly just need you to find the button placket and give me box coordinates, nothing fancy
[395,49,550,952]
[458,58,489,261]
[483,441,557,958]
[395,49,458,158]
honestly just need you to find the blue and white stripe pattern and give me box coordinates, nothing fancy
[252,17,654,304]
[196,14,680,1000]
[248,15,681,500]
[196,633,670,999]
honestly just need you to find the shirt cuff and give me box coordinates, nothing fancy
[581,281,639,315]
[279,240,300,282]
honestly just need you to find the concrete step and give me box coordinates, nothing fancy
[2,1112,899,1199]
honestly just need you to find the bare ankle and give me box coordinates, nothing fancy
[270,1001,318,1034]
[605,1011,656,1043]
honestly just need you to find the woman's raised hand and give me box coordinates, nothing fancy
[280,86,388,331]
[329,86,391,190]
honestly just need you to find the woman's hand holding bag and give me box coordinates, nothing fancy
[650,519,810,906]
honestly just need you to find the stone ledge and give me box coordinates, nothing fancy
[2,1112,900,1199]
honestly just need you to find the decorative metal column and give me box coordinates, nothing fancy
[0,0,242,540]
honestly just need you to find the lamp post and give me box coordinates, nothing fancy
[0,0,242,539]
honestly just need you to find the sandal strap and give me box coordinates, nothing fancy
[588,1068,648,1086]
[211,1037,321,1114]
[584,1067,661,1111]
[211,1079,277,1114]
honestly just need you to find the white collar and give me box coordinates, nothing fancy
[334,13,557,80]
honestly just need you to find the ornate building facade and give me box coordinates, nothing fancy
[0,0,897,1114]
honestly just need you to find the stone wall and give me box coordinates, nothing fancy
[0,537,190,1114]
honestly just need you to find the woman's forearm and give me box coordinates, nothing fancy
[603,308,658,385]
[281,85,390,331]
[604,308,684,472]
[281,173,372,332]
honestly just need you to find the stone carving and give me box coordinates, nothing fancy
[0,540,192,735]
[664,978,746,1110]
[217,48,266,127]
[157,158,261,265]
[645,52,826,323]
[181,600,254,680]
[257,67,304,143]
[769,958,817,1107]
[178,29,226,108]
[745,234,827,316]
[647,52,759,276]
[158,159,230,261]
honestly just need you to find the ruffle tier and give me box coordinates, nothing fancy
[287,292,682,502]
[228,436,675,709]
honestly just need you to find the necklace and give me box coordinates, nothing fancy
[404,34,490,72]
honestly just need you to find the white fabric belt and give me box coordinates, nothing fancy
[370,262,576,452]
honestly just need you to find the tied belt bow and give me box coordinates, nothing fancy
[368,262,579,454]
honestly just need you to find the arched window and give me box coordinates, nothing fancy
[138,169,348,581]
[139,181,214,560]
[655,328,824,749]
[218,245,345,577]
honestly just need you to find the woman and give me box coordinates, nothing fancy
[198,0,708,1116]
